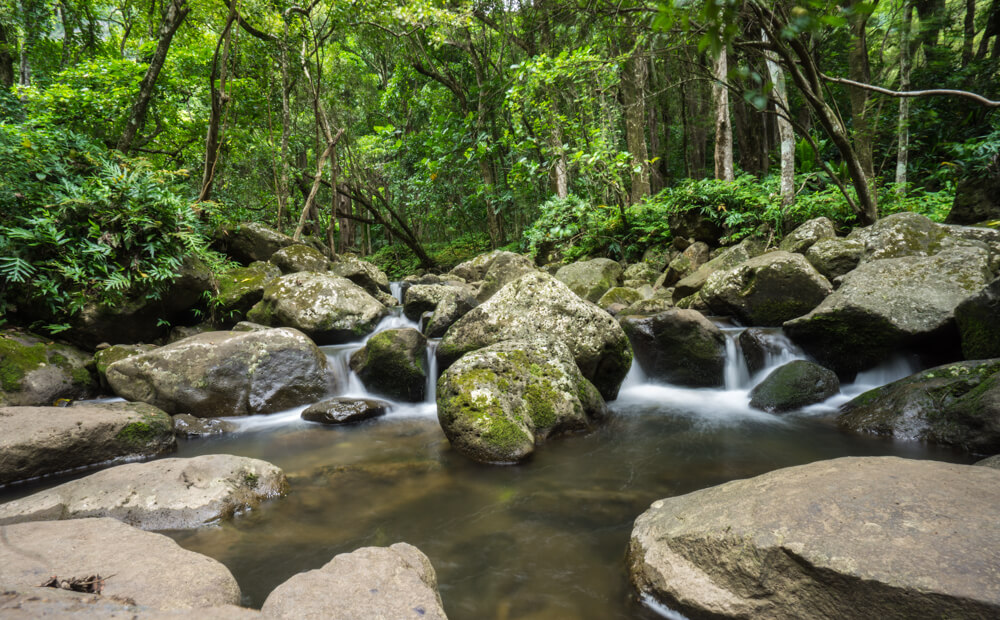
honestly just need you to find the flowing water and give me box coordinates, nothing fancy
[7,291,975,619]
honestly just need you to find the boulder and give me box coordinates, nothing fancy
[269,244,330,274]
[778,217,836,254]
[838,359,1000,453]
[673,238,765,302]
[784,245,993,376]
[667,209,724,244]
[738,328,789,376]
[437,272,633,400]
[946,172,1000,225]
[215,262,282,323]
[173,413,237,436]
[349,328,427,402]
[803,236,864,282]
[329,257,391,297]
[659,241,710,288]
[476,252,537,302]
[0,517,241,609]
[232,321,270,332]
[700,252,833,326]
[0,588,259,618]
[261,543,447,620]
[246,272,389,343]
[94,344,158,389]
[622,297,675,316]
[0,330,97,406]
[597,287,643,311]
[437,340,607,463]
[216,222,295,265]
[106,328,330,417]
[955,277,1000,359]
[302,397,390,424]
[748,360,839,412]
[554,258,622,303]
[424,290,478,338]
[0,402,175,486]
[847,211,985,262]
[0,455,286,529]
[620,310,726,387]
[976,454,1000,469]
[628,457,1000,619]
[166,323,215,344]
[641,246,675,272]
[621,262,661,287]
[403,283,477,322]
[449,251,503,282]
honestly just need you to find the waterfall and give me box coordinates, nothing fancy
[722,330,751,390]
[390,281,404,305]
[425,340,439,404]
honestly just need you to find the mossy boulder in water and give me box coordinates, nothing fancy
[784,245,993,376]
[215,261,282,322]
[330,257,391,297]
[106,328,331,417]
[247,272,388,344]
[555,258,622,303]
[700,251,833,326]
[0,330,97,406]
[779,217,836,254]
[620,310,725,387]
[955,277,1000,359]
[269,243,330,274]
[749,360,839,412]
[804,236,864,282]
[838,359,1000,453]
[672,238,765,302]
[215,221,296,264]
[302,397,390,424]
[349,328,427,402]
[437,272,632,400]
[437,340,607,464]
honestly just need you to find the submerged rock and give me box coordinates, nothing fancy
[0,330,97,406]
[738,328,788,376]
[246,272,389,343]
[173,413,238,436]
[302,397,390,424]
[0,454,286,529]
[620,310,725,388]
[437,272,632,400]
[629,457,1000,619]
[106,328,330,417]
[0,517,242,609]
[437,340,607,464]
[269,243,330,274]
[748,360,839,412]
[838,359,1000,452]
[350,328,427,402]
[261,543,447,620]
[0,401,175,486]
[555,258,622,303]
[955,277,1000,360]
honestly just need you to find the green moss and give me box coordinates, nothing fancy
[115,421,157,446]
[524,381,558,429]
[243,472,260,488]
[0,337,47,392]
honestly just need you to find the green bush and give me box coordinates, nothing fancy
[369,233,493,279]
[0,125,223,333]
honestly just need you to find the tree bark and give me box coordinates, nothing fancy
[847,0,876,212]
[896,1,913,193]
[0,23,14,88]
[713,47,735,182]
[622,43,651,203]
[764,29,795,206]
[117,0,189,154]
[963,0,976,67]
[199,3,238,202]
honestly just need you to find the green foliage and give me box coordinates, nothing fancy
[369,233,492,279]
[0,125,223,332]
[522,195,625,263]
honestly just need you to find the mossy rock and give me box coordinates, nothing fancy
[270,243,330,274]
[749,360,839,412]
[620,310,725,387]
[349,328,427,402]
[672,238,765,302]
[436,340,607,464]
[216,261,281,321]
[330,257,391,297]
[804,237,864,282]
[554,258,623,303]
[955,277,1000,360]
[598,287,643,310]
[94,344,158,389]
[0,330,97,406]
[779,217,836,254]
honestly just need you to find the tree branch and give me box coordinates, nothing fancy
[821,74,1000,107]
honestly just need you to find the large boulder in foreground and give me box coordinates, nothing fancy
[0,330,97,406]
[620,310,725,388]
[349,328,427,402]
[629,457,1000,619]
[437,340,607,464]
[784,245,993,376]
[0,517,241,609]
[0,455,286,529]
[700,251,833,326]
[261,543,447,620]
[955,277,1000,360]
[106,328,330,417]
[838,359,1000,453]
[247,272,388,343]
[437,272,632,400]
[555,258,622,303]
[0,402,175,486]
[749,360,839,412]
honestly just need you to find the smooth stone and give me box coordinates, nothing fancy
[302,398,389,424]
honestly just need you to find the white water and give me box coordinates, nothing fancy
[389,281,405,304]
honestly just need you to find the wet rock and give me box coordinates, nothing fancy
[437,340,607,464]
[629,457,1000,619]
[976,454,1000,469]
[269,244,330,274]
[779,217,836,254]
[329,257,391,297]
[106,328,330,417]
[0,588,259,619]
[700,251,833,326]
[838,359,1000,453]
[437,272,632,400]
[749,360,839,412]
[0,455,286,529]
[94,344,158,389]
[0,517,241,609]
[173,414,238,436]
[620,310,725,388]
[350,328,427,402]
[246,272,389,343]
[784,245,993,376]
[659,241,710,288]
[673,238,765,302]
[302,397,390,424]
[215,222,295,265]
[0,330,97,406]
[597,287,643,311]
[476,252,537,302]
[804,236,864,282]
[738,328,786,376]
[261,543,447,620]
[955,277,1000,359]
[0,402,175,486]
[555,258,623,303]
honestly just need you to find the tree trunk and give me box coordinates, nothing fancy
[713,47,735,182]
[847,2,877,211]
[117,0,189,153]
[550,125,569,198]
[293,141,335,241]
[896,1,913,193]
[963,0,976,67]
[764,29,795,206]
[199,3,238,202]
[622,44,651,203]
[0,23,14,88]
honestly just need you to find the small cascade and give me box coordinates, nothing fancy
[853,355,919,390]
[721,330,751,391]
[425,340,440,403]
[322,344,367,396]
[389,281,404,305]
[364,307,421,342]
